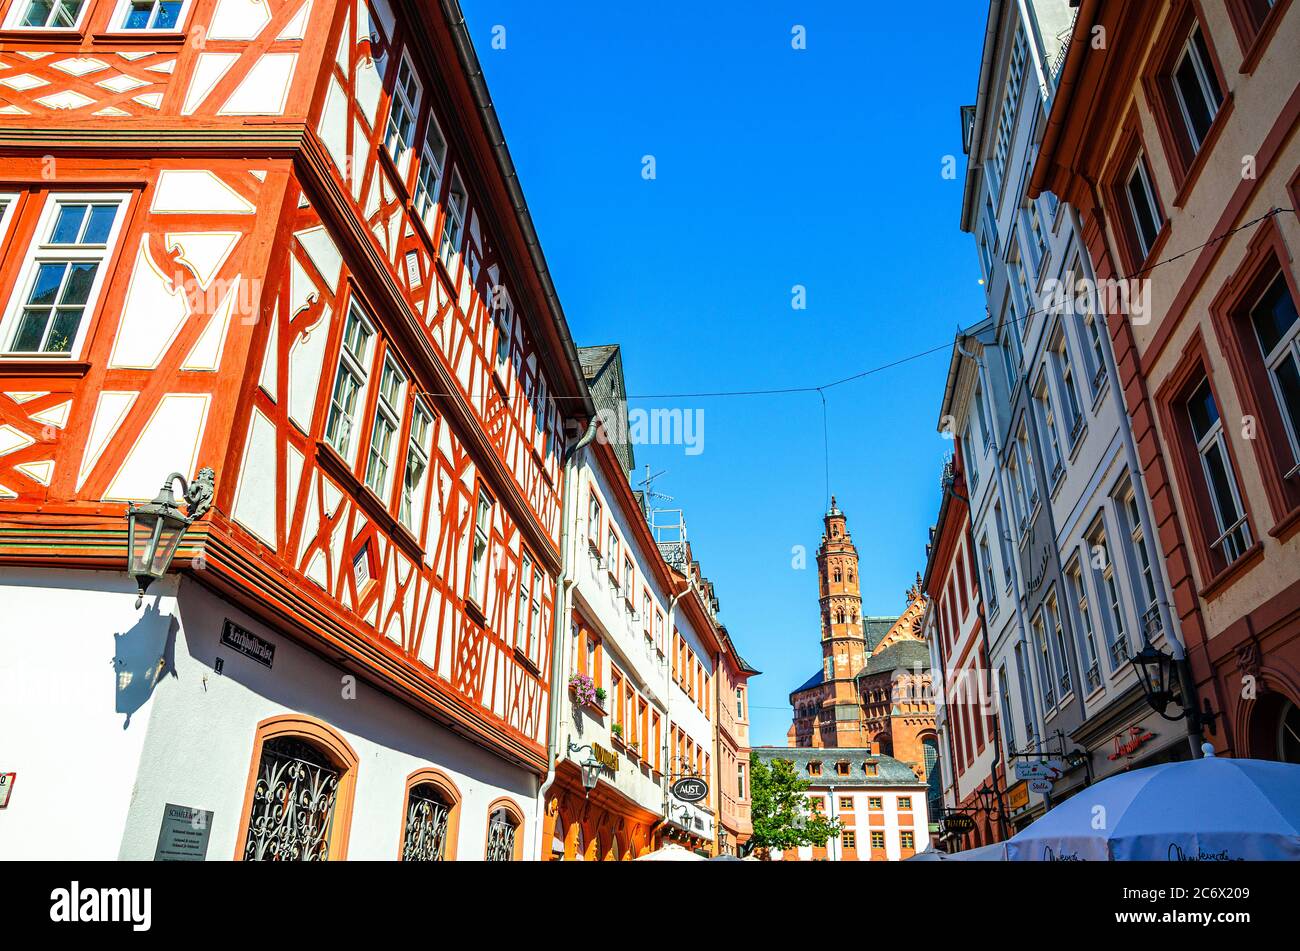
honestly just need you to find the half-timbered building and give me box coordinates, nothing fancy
[0,0,594,860]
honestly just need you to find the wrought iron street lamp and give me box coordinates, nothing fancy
[1131,635,1216,742]
[125,468,215,607]
[567,742,603,792]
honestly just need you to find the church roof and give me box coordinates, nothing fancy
[751,747,926,788]
[863,616,894,652]
[792,670,824,695]
[859,639,931,677]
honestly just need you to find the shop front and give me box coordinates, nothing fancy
[542,747,661,860]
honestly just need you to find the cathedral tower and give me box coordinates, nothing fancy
[815,497,869,746]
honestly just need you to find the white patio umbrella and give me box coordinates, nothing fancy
[635,843,707,861]
[944,842,1008,861]
[1003,749,1300,861]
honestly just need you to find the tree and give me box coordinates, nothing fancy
[748,753,842,858]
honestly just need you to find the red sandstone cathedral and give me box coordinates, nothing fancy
[788,499,938,784]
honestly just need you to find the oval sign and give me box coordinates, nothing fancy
[942,813,974,834]
[671,777,709,803]
[1028,778,1054,795]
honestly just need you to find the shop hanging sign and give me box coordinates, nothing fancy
[0,772,14,808]
[1108,726,1157,761]
[1004,781,1030,812]
[671,777,709,803]
[941,812,975,834]
[1028,778,1054,795]
[1014,760,1064,781]
[590,741,619,774]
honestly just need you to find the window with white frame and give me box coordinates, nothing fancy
[998,663,1016,754]
[399,401,433,531]
[4,194,127,356]
[607,527,619,580]
[515,551,531,649]
[325,302,375,461]
[1045,591,1072,699]
[8,0,86,28]
[642,592,653,639]
[587,493,602,552]
[531,373,549,456]
[1087,521,1130,669]
[1249,274,1300,471]
[1009,447,1029,530]
[365,356,406,499]
[1036,378,1063,480]
[1023,201,1047,276]
[1032,611,1055,710]
[995,502,1014,589]
[988,26,1027,197]
[975,382,992,451]
[528,564,543,666]
[622,555,633,601]
[384,54,422,171]
[1008,243,1031,337]
[470,489,492,606]
[1017,424,1038,510]
[1014,642,1037,743]
[962,426,978,491]
[1055,335,1085,444]
[114,0,186,30]
[979,534,999,616]
[1187,378,1251,563]
[1170,23,1223,154]
[1118,484,1160,637]
[412,117,448,231]
[1066,560,1102,693]
[491,284,513,371]
[654,609,664,652]
[439,169,466,267]
[1124,153,1163,261]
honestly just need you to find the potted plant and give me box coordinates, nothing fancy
[568,673,597,708]
[611,722,623,740]
[594,686,607,706]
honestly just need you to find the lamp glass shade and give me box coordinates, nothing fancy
[1133,642,1172,712]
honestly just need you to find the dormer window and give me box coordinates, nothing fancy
[808,761,822,777]
[835,761,850,777]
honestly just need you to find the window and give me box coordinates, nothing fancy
[838,796,854,811]
[611,669,623,730]
[1249,274,1300,469]
[737,762,745,799]
[399,402,433,531]
[871,831,885,850]
[469,489,492,606]
[485,804,521,861]
[1169,23,1224,155]
[1188,378,1252,563]
[835,761,850,777]
[900,831,915,850]
[736,686,745,719]
[5,194,126,356]
[654,609,665,652]
[898,796,912,810]
[607,527,619,580]
[528,565,543,665]
[384,55,421,165]
[1067,561,1102,692]
[240,718,358,862]
[1119,485,1160,634]
[439,169,466,267]
[1024,201,1047,275]
[995,503,1014,589]
[325,302,375,460]
[642,591,653,639]
[998,663,1016,752]
[1088,523,1130,670]
[587,493,602,553]
[10,0,85,28]
[987,26,1028,196]
[412,117,448,230]
[975,383,992,451]
[401,779,457,861]
[515,552,532,650]
[867,796,882,810]
[652,711,661,772]
[117,0,184,30]
[1124,153,1163,261]
[1046,592,1072,698]
[491,286,513,371]
[842,830,856,850]
[365,356,406,500]
[979,535,998,610]
[1036,379,1063,480]
[622,555,633,600]
[530,373,550,457]
[1033,612,1055,709]
[1056,336,1085,444]
[1017,424,1038,511]
[808,761,822,777]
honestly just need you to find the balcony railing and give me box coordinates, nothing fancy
[1109,636,1130,669]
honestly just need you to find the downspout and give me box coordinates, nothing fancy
[533,419,598,859]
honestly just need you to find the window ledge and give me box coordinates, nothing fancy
[0,358,90,378]
[1268,504,1300,544]
[512,646,541,676]
[0,28,84,44]
[91,30,187,46]
[463,596,486,625]
[1197,540,1265,602]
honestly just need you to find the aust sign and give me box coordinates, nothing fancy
[671,777,709,803]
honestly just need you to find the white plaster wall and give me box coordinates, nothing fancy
[0,567,177,860]
[0,567,539,860]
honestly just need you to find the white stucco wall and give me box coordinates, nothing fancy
[1,567,538,861]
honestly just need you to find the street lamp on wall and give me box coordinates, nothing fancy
[1132,636,1216,736]
[124,468,215,607]
[567,742,603,793]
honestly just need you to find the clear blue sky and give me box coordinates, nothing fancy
[461,1,987,745]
